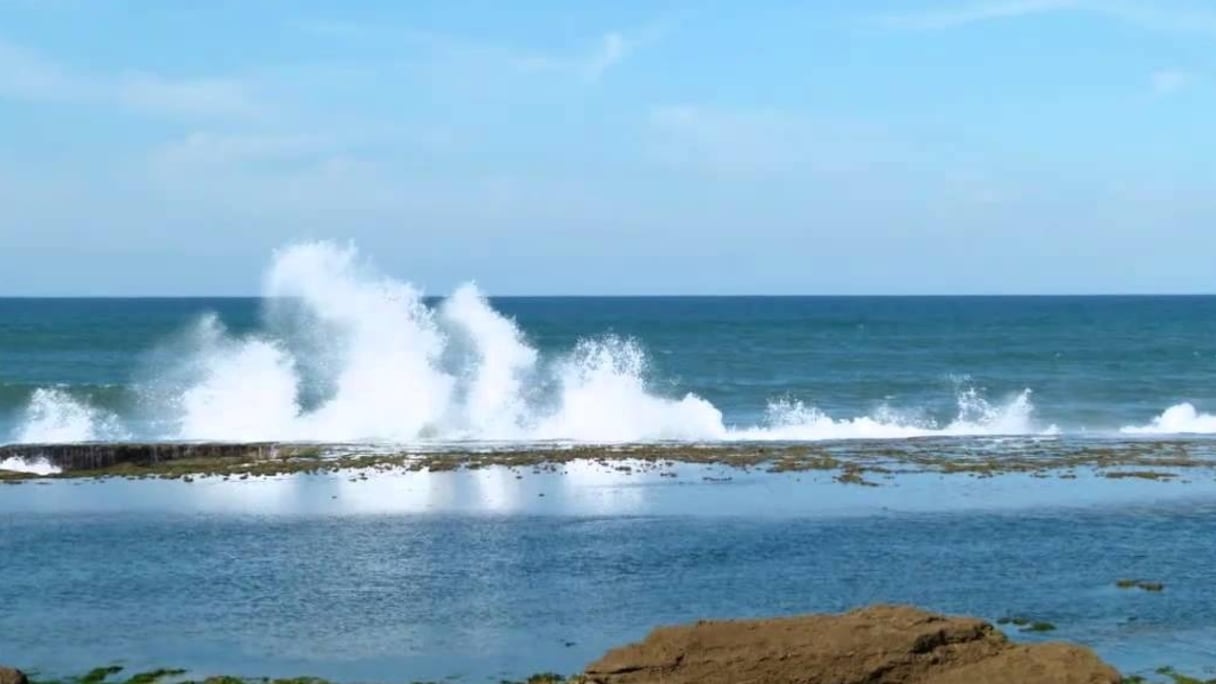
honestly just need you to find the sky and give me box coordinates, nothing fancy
[1,0,1214,296]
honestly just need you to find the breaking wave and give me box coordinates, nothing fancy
[1120,403,1216,435]
[6,241,1053,445]
[0,456,61,475]
[12,388,127,444]
[740,387,1046,441]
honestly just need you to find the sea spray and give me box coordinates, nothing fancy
[733,388,1042,441]
[1121,402,1216,435]
[533,336,727,442]
[7,240,1063,444]
[437,283,538,439]
[0,455,61,475]
[263,241,453,441]
[173,316,302,441]
[14,387,126,443]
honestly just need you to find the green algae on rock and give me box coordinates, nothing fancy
[1116,578,1166,592]
[5,438,1216,485]
[995,615,1057,633]
[20,666,588,684]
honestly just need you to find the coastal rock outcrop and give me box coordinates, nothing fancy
[0,667,28,684]
[583,604,1121,684]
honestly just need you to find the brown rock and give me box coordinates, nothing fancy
[583,605,1121,684]
[0,667,28,684]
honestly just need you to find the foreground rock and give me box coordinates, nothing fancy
[0,667,28,684]
[583,605,1121,684]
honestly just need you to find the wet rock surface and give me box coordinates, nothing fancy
[4,438,1216,483]
[582,604,1122,684]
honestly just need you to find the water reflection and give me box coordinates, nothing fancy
[4,468,1216,681]
[3,464,1216,517]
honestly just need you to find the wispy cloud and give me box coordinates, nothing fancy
[513,32,636,81]
[0,36,263,120]
[0,38,78,101]
[1102,1,1216,35]
[298,21,647,82]
[879,0,1076,30]
[1150,69,1194,95]
[649,105,805,177]
[647,105,899,180]
[151,131,333,168]
[880,0,1216,35]
[117,73,262,120]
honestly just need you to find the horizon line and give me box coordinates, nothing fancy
[2,293,1215,299]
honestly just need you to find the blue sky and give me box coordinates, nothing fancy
[1,0,1214,295]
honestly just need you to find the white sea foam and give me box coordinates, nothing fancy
[173,316,302,441]
[151,241,736,443]
[7,241,1057,445]
[1121,403,1216,435]
[734,388,1044,441]
[437,283,537,439]
[12,387,126,444]
[0,456,61,475]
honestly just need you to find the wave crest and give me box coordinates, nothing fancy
[0,455,61,475]
[1121,403,1216,435]
[14,388,126,444]
[733,388,1043,441]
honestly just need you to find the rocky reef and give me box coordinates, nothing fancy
[0,442,281,474]
[583,605,1121,684]
[1,667,29,684]
[4,438,1216,484]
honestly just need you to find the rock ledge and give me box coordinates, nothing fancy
[583,604,1121,684]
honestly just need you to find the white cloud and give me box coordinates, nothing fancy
[298,21,644,83]
[647,105,899,180]
[294,19,368,39]
[1150,69,1193,95]
[0,36,263,120]
[117,73,263,120]
[0,38,81,100]
[649,105,806,177]
[514,31,635,81]
[1097,1,1216,35]
[878,0,1076,30]
[587,32,630,79]
[880,0,1216,35]
[150,131,333,168]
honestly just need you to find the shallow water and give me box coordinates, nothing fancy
[3,468,1215,681]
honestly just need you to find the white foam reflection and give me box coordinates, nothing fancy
[3,465,1216,518]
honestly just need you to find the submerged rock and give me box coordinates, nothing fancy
[583,604,1120,684]
[0,667,28,684]
[1116,579,1165,592]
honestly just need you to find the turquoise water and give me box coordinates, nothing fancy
[2,467,1215,681]
[3,294,1216,444]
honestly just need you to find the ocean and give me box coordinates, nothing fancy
[4,242,1216,681]
[3,469,1216,680]
[2,243,1216,447]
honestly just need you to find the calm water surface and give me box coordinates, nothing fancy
[3,468,1215,681]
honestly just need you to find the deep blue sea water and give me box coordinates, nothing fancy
[3,295,1216,445]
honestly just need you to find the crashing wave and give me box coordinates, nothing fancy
[7,241,1050,445]
[1121,403,1216,435]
